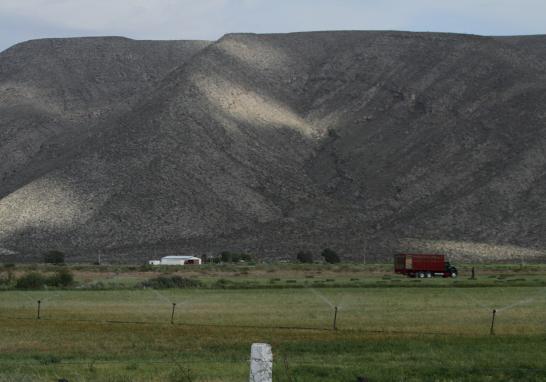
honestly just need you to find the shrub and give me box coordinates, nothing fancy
[219,251,252,263]
[213,278,233,289]
[0,268,14,286]
[321,248,341,264]
[88,281,106,290]
[168,365,194,382]
[217,251,252,263]
[34,354,62,365]
[0,275,9,287]
[47,269,74,287]
[16,272,47,289]
[220,251,235,262]
[296,251,314,263]
[44,250,65,264]
[139,264,154,272]
[142,275,202,289]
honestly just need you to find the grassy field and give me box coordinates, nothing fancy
[1,264,546,381]
[6,262,546,289]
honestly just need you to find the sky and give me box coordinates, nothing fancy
[1,0,546,52]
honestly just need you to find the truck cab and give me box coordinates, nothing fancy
[445,261,458,278]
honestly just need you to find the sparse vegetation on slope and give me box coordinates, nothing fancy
[1,32,546,262]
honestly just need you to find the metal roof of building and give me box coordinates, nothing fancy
[161,256,200,259]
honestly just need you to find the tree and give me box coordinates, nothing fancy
[220,251,251,262]
[44,250,65,264]
[321,248,340,264]
[15,272,47,289]
[296,251,314,263]
[0,264,15,286]
[220,251,233,262]
[48,269,74,287]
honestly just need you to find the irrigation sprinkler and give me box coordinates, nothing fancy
[152,289,189,324]
[306,287,346,330]
[171,303,176,324]
[489,309,496,335]
[36,300,41,320]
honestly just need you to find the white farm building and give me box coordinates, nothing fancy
[149,256,202,266]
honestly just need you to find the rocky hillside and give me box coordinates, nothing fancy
[1,32,546,262]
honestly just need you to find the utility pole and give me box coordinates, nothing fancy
[362,235,367,265]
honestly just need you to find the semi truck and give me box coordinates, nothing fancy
[394,253,458,278]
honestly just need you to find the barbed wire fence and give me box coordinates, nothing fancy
[1,286,545,332]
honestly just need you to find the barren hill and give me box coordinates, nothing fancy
[1,32,546,262]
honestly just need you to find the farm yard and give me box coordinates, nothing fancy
[1,264,546,381]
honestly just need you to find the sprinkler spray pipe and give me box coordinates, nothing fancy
[171,303,176,324]
[333,306,338,330]
[36,300,41,320]
[490,309,496,335]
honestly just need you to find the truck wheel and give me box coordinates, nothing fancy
[451,272,457,278]
[426,272,432,278]
[418,272,425,278]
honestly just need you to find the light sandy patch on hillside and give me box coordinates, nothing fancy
[191,73,315,138]
[400,238,546,261]
[0,174,97,238]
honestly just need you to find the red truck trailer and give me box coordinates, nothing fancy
[394,254,458,278]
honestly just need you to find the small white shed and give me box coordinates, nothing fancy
[159,255,202,265]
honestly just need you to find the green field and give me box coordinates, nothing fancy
[1,265,546,381]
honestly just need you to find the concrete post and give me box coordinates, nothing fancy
[250,343,272,382]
